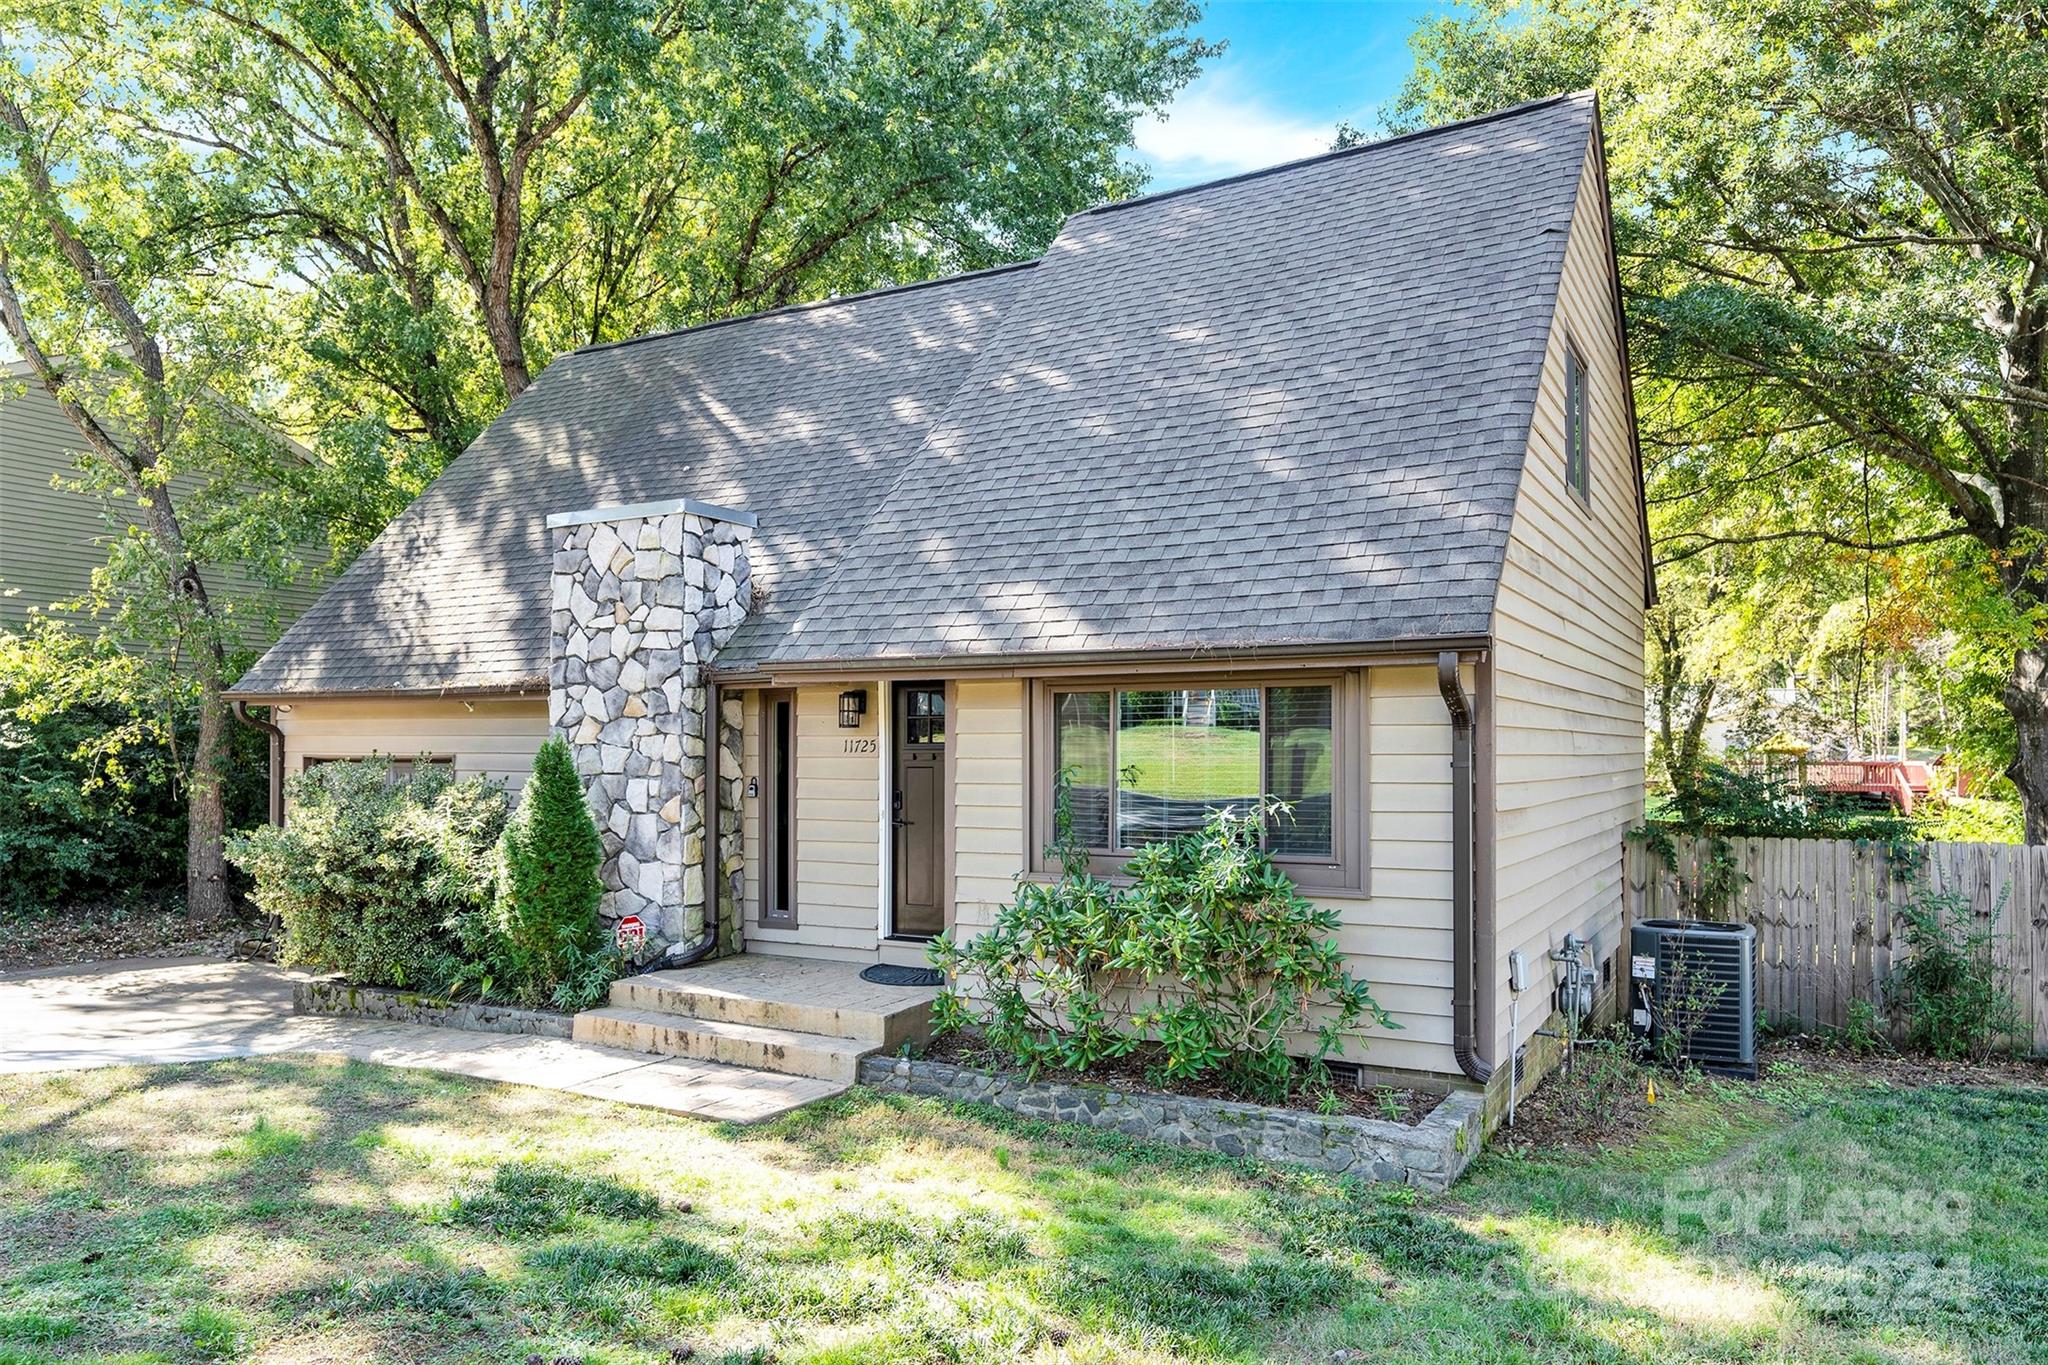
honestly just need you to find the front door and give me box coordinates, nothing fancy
[891,683,947,938]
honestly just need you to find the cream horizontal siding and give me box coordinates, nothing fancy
[1,384,323,638]
[276,698,547,795]
[748,683,881,958]
[1488,134,1648,1068]
[1345,664,1457,1075]
[952,679,1026,941]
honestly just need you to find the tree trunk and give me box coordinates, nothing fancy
[481,293,531,399]
[186,664,232,925]
[2005,646,2048,844]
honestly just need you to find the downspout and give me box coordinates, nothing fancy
[665,673,723,967]
[1437,651,1493,1084]
[230,700,285,826]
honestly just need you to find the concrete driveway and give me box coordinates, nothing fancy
[0,956,840,1122]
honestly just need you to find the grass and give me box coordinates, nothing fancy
[0,1056,2043,1362]
[1061,722,1333,804]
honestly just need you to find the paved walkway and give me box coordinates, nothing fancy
[0,957,843,1123]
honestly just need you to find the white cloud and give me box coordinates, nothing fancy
[1133,69,1339,186]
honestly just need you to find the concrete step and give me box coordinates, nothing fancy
[571,1005,872,1082]
[608,967,934,1051]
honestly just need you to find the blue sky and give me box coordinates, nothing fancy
[1133,1,1443,190]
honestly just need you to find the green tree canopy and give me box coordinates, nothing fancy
[82,0,1214,556]
[1395,0,2048,832]
[3,0,1212,908]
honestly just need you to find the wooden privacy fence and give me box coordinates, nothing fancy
[1622,834,2048,1054]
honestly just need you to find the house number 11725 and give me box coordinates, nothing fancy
[842,738,877,753]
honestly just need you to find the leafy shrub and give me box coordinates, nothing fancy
[472,737,615,1010]
[1,624,277,920]
[1912,794,2023,845]
[0,693,182,915]
[1647,758,1913,840]
[0,632,186,914]
[1887,887,2021,1061]
[930,796,1392,1101]
[227,758,506,987]
[1823,997,1893,1055]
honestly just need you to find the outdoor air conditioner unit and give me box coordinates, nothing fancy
[1628,919,1760,1077]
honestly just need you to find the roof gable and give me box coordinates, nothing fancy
[727,92,1596,667]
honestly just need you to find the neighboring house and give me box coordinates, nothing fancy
[0,365,323,638]
[230,92,1651,1105]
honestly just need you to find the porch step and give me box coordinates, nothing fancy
[610,966,935,1051]
[571,1006,871,1082]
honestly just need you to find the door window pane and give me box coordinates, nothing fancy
[903,687,945,745]
[1266,685,1334,857]
[1053,691,1111,848]
[1115,688,1261,848]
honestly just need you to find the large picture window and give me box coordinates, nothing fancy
[1038,676,1362,890]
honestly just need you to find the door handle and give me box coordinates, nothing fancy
[892,790,910,830]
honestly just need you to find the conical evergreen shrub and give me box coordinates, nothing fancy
[494,736,610,1007]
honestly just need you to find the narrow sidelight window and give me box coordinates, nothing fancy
[1055,690,1112,849]
[762,693,796,926]
[1564,344,1590,501]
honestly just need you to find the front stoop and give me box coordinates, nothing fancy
[572,955,939,1083]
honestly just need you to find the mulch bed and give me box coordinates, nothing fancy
[0,898,269,972]
[1758,1034,2048,1091]
[920,1028,1442,1126]
[1490,1042,1665,1155]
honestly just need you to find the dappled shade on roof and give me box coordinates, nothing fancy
[234,92,1598,696]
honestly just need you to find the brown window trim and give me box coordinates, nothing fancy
[300,753,455,773]
[1024,671,1368,896]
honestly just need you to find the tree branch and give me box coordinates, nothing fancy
[1654,524,1972,568]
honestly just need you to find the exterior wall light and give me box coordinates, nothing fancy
[838,688,868,728]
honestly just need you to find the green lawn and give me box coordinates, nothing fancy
[1112,723,1258,801]
[0,1057,2042,1363]
[1060,723,1334,803]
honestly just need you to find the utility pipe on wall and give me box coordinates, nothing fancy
[230,700,285,826]
[666,675,723,968]
[1437,650,1493,1085]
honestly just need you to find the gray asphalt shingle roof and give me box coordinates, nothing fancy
[732,92,1594,667]
[234,92,1597,696]
[230,265,1025,696]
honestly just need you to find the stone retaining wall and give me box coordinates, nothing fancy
[859,1055,1485,1190]
[294,980,573,1039]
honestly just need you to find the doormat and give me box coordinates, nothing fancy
[860,964,944,988]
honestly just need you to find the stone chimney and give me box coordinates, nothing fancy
[545,499,753,957]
